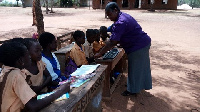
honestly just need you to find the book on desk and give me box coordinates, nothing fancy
[59,64,100,88]
[37,64,101,102]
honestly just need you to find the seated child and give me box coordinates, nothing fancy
[93,29,103,54]
[23,38,52,94]
[100,26,110,47]
[0,42,70,112]
[0,38,25,73]
[38,32,68,83]
[84,29,95,63]
[70,30,88,67]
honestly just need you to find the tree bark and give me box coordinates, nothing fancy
[50,0,53,13]
[45,0,48,14]
[32,0,37,26]
[35,0,45,36]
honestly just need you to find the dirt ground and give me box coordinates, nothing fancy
[0,7,200,112]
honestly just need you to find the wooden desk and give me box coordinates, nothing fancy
[95,48,125,99]
[40,65,107,112]
[54,43,74,73]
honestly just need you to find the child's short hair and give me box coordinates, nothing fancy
[94,29,100,41]
[39,32,56,49]
[73,30,85,41]
[24,38,38,50]
[0,42,27,67]
[6,38,25,44]
[100,26,107,33]
[86,29,94,38]
[94,29,100,35]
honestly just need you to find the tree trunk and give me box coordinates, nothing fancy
[35,0,45,36]
[45,0,48,14]
[50,0,53,13]
[32,0,37,26]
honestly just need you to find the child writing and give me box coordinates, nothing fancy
[70,30,88,67]
[23,38,52,94]
[0,42,70,112]
[93,29,103,54]
[38,32,68,83]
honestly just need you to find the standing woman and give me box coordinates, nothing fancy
[95,2,152,96]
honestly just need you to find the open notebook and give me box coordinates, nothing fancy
[70,64,100,77]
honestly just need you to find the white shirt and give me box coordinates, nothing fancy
[83,39,94,58]
[42,53,60,81]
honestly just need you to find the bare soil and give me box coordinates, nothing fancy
[0,7,200,112]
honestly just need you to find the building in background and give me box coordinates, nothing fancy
[19,0,177,9]
[92,0,178,10]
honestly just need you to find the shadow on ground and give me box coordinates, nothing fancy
[150,41,200,111]
[102,74,172,112]
[43,11,75,17]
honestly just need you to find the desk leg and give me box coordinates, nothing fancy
[84,84,103,112]
[102,67,111,100]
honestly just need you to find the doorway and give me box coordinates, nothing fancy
[122,0,128,7]
[134,0,139,8]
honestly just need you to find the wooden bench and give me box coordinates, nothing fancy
[56,32,74,50]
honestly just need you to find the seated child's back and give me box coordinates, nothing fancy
[0,42,36,112]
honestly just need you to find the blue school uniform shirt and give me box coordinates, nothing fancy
[42,53,61,80]
[110,12,151,54]
[42,53,67,82]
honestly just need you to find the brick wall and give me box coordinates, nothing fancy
[141,0,178,10]
[92,0,177,10]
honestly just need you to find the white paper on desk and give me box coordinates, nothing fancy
[37,92,69,102]
[71,64,100,76]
